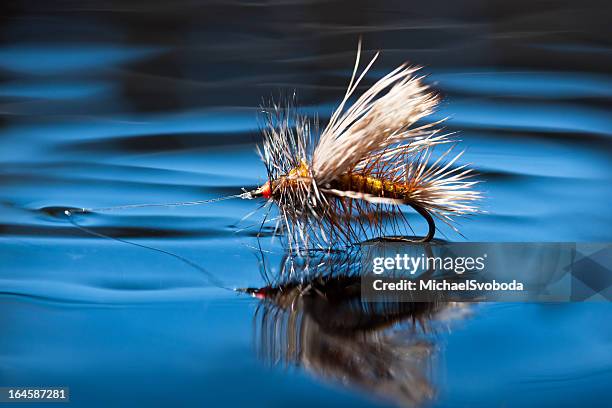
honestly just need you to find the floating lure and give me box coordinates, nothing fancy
[63,42,480,251]
[242,43,481,250]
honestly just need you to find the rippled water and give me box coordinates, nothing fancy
[1,1,612,407]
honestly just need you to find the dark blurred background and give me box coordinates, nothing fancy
[2,0,611,114]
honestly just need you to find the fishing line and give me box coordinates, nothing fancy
[62,191,253,291]
[70,192,251,215]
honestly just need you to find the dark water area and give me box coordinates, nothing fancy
[1,1,612,407]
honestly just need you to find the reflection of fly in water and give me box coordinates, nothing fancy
[240,249,469,408]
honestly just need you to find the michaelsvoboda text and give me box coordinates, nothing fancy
[372,279,524,292]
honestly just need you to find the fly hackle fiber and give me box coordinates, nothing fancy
[244,40,482,251]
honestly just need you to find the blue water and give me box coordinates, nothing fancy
[1,2,612,407]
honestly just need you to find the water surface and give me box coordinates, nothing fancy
[1,1,611,407]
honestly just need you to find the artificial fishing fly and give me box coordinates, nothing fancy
[62,41,480,253]
[242,41,481,250]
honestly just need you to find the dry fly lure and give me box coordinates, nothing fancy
[241,43,481,250]
[64,42,481,253]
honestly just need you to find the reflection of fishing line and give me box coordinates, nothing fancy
[63,208,232,291]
